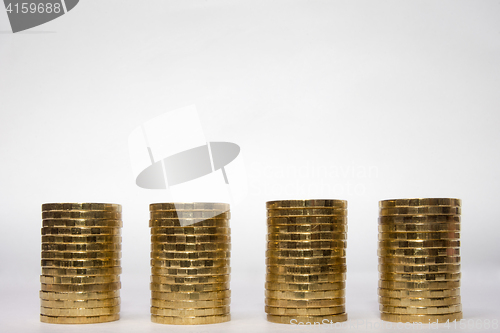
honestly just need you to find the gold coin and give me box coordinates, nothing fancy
[40,297,120,308]
[268,233,347,242]
[379,239,460,248]
[151,274,230,285]
[378,280,460,290]
[150,211,231,219]
[266,250,346,266]
[42,243,121,252]
[42,227,121,236]
[266,305,345,316]
[378,288,460,298]
[40,314,119,324]
[42,203,122,212]
[266,257,346,266]
[267,216,347,225]
[42,267,122,276]
[378,264,460,273]
[42,211,121,219]
[379,256,460,265]
[151,306,229,317]
[380,312,463,323]
[265,289,345,300]
[265,298,345,307]
[152,298,230,308]
[149,218,230,228]
[43,219,122,228]
[151,243,230,252]
[39,290,120,301]
[150,258,229,268]
[380,304,462,315]
[379,272,461,281]
[266,249,346,258]
[41,305,120,316]
[151,251,230,260]
[379,232,460,240]
[268,225,347,233]
[379,223,460,232]
[380,207,460,216]
[266,313,347,324]
[41,252,121,260]
[266,273,346,283]
[151,314,230,325]
[151,290,231,301]
[41,282,121,292]
[379,296,461,307]
[150,227,230,235]
[151,266,230,276]
[151,235,230,244]
[378,215,461,225]
[266,281,345,291]
[150,202,230,211]
[379,215,460,224]
[379,198,461,208]
[41,259,120,268]
[378,248,459,257]
[267,265,347,275]
[267,208,347,217]
[268,240,346,249]
[42,235,121,244]
[40,275,120,284]
[150,282,230,292]
[266,200,347,209]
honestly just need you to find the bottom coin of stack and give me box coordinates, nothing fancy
[40,203,122,324]
[378,198,463,323]
[265,200,348,324]
[149,203,231,325]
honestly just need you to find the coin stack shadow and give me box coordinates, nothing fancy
[40,203,122,324]
[265,200,348,324]
[378,198,463,323]
[149,203,231,325]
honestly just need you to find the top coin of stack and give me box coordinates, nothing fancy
[149,203,231,325]
[265,200,348,325]
[40,203,122,324]
[378,198,462,323]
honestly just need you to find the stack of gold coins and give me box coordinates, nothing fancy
[149,203,231,325]
[265,200,348,325]
[378,198,462,323]
[40,203,122,324]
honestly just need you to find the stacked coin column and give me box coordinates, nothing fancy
[378,198,462,323]
[265,200,348,324]
[40,203,122,324]
[149,203,231,325]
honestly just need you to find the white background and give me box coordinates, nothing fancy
[1,1,499,332]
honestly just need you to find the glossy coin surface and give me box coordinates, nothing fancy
[266,200,347,209]
[266,313,347,324]
[40,314,119,324]
[379,304,462,315]
[265,305,345,316]
[378,288,460,298]
[151,290,231,301]
[40,298,120,308]
[151,306,229,317]
[151,314,230,325]
[39,290,120,301]
[380,312,462,323]
[379,198,461,208]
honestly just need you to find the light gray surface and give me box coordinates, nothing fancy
[0,1,499,332]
